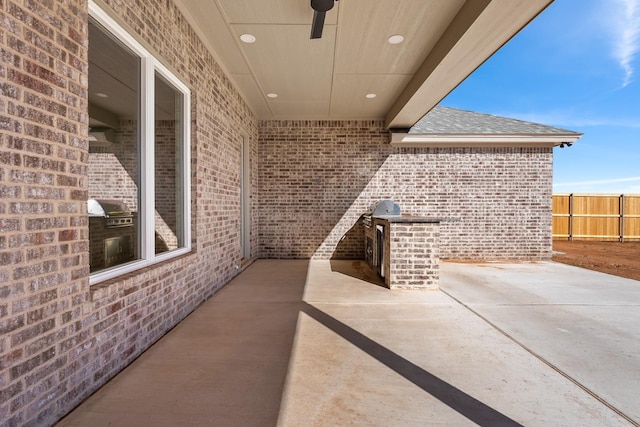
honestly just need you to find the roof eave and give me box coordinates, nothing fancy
[385,0,554,129]
[390,133,583,148]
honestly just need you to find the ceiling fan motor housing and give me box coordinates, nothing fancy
[311,0,335,12]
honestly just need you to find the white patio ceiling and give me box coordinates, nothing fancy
[175,0,553,129]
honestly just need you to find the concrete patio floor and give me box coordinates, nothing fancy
[56,260,640,426]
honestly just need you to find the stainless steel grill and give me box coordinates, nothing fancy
[362,199,401,227]
[362,199,402,278]
[88,199,134,228]
[88,199,135,271]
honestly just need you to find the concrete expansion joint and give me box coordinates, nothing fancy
[305,301,453,306]
[440,288,640,427]
[486,303,640,307]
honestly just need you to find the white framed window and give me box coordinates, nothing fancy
[87,1,191,285]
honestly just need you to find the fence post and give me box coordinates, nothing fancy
[569,193,573,241]
[621,194,625,243]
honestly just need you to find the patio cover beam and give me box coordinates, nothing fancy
[385,0,554,130]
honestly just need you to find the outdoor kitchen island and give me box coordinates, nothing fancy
[363,200,443,290]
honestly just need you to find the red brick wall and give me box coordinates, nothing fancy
[258,120,553,261]
[1,1,91,424]
[0,0,258,425]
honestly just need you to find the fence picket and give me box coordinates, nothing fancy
[552,194,640,241]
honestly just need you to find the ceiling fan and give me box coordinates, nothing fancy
[310,0,338,39]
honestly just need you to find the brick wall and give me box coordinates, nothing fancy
[258,120,553,261]
[0,0,258,425]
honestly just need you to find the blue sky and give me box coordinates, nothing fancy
[441,0,640,194]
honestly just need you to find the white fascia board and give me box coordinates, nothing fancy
[390,133,582,148]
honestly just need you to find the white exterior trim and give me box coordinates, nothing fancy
[390,133,582,148]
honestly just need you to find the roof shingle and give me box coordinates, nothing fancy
[410,106,581,135]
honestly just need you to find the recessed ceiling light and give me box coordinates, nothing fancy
[240,34,256,43]
[365,93,377,99]
[95,92,108,98]
[266,93,278,98]
[387,35,404,45]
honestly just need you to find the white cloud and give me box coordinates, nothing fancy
[555,176,640,186]
[554,176,640,194]
[612,0,640,86]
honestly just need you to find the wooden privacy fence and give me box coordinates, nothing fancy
[553,194,640,241]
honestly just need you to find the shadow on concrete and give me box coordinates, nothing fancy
[329,259,385,288]
[58,260,521,426]
[301,302,524,427]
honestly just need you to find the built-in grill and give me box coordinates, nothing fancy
[88,199,134,228]
[362,199,444,290]
[362,199,402,277]
[88,199,135,272]
[362,199,401,228]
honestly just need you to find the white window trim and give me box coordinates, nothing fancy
[89,1,191,285]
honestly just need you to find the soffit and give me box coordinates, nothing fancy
[175,0,553,127]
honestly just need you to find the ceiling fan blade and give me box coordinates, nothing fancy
[310,10,326,39]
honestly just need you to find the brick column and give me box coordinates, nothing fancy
[386,222,439,290]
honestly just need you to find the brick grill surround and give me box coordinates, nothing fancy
[385,221,439,290]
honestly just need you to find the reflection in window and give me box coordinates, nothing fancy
[87,19,140,272]
[154,73,184,254]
